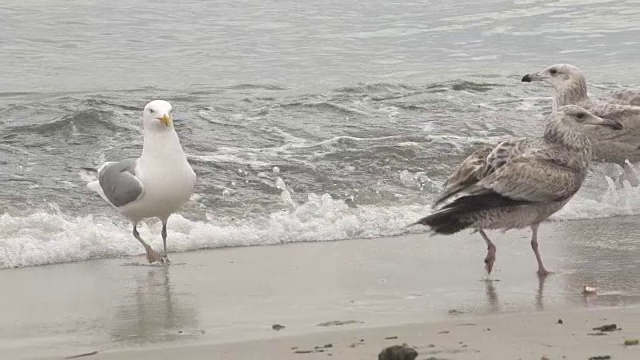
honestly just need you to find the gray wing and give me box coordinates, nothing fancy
[97,159,144,207]
[601,89,640,107]
[470,150,584,203]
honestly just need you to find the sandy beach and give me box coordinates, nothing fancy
[1,216,639,360]
[82,307,640,360]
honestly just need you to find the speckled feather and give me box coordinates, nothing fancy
[525,64,640,164]
[434,138,543,208]
[603,88,640,106]
[419,105,599,233]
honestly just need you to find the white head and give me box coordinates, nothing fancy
[142,100,173,131]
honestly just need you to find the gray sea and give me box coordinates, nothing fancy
[1,0,640,268]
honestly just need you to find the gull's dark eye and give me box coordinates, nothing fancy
[149,109,155,114]
[550,69,558,75]
[576,113,585,119]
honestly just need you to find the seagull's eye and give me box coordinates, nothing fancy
[576,113,585,119]
[550,69,558,76]
[149,109,155,114]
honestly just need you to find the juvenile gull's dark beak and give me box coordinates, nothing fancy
[600,118,623,130]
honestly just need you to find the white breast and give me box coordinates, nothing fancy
[119,128,197,222]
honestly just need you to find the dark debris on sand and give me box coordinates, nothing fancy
[592,324,618,332]
[63,351,98,359]
[316,320,363,327]
[378,344,418,360]
[624,339,639,346]
[588,356,611,360]
[292,343,333,355]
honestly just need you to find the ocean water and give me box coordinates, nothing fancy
[1,0,640,268]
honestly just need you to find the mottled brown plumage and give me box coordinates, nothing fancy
[522,64,640,186]
[416,105,622,275]
[435,144,494,208]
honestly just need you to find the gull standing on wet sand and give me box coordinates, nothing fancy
[413,105,622,276]
[522,64,640,186]
[86,100,196,264]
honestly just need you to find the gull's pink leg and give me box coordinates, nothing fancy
[479,229,496,274]
[133,223,163,264]
[530,224,550,276]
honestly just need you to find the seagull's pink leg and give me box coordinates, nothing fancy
[479,229,496,274]
[530,224,551,276]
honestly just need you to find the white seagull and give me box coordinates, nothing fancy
[87,100,196,264]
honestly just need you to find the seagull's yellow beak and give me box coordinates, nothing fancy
[159,114,172,127]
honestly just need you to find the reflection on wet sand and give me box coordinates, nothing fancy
[557,217,640,308]
[111,266,199,345]
[535,275,547,311]
[481,275,547,314]
[474,217,640,317]
[484,280,500,313]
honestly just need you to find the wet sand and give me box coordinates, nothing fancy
[1,216,639,359]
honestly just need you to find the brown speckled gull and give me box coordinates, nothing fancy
[522,64,640,186]
[415,105,623,276]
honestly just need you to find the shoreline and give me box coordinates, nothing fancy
[1,215,638,359]
[1,213,637,272]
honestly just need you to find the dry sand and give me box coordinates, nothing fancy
[1,216,638,359]
[73,306,640,360]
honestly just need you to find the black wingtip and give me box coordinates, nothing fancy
[412,190,533,235]
[521,74,532,82]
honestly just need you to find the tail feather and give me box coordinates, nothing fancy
[414,191,531,234]
[413,207,472,234]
